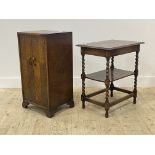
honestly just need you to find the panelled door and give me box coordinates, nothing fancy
[19,35,48,108]
[18,35,35,103]
[31,36,48,107]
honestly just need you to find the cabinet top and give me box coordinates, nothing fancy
[17,30,71,35]
[77,40,144,50]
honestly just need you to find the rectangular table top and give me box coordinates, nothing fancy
[77,40,144,50]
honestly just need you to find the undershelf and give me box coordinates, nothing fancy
[86,68,134,82]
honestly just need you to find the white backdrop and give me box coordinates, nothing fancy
[0,19,154,88]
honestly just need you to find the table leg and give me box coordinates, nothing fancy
[105,57,110,118]
[81,50,86,109]
[110,56,114,97]
[133,50,139,104]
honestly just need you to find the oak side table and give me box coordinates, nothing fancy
[77,40,144,118]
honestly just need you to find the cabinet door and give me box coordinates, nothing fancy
[31,36,48,107]
[18,35,35,103]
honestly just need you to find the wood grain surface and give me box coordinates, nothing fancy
[17,31,74,117]
[77,40,144,50]
[86,68,134,82]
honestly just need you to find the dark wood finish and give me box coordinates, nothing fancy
[17,30,74,117]
[133,50,140,104]
[113,87,133,94]
[112,45,139,57]
[77,40,144,50]
[81,49,86,109]
[104,57,110,118]
[82,88,134,108]
[110,93,134,107]
[18,30,62,35]
[85,97,104,107]
[77,40,144,57]
[110,56,114,97]
[86,69,134,82]
[86,89,106,98]
[77,40,144,118]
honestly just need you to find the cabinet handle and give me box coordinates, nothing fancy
[32,57,36,66]
[28,57,36,66]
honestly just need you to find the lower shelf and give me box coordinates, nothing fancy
[86,68,134,82]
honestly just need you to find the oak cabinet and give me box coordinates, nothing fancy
[17,30,74,117]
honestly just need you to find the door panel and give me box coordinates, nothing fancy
[31,36,48,107]
[18,35,35,102]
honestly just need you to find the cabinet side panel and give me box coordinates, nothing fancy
[17,34,35,102]
[47,33,73,108]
